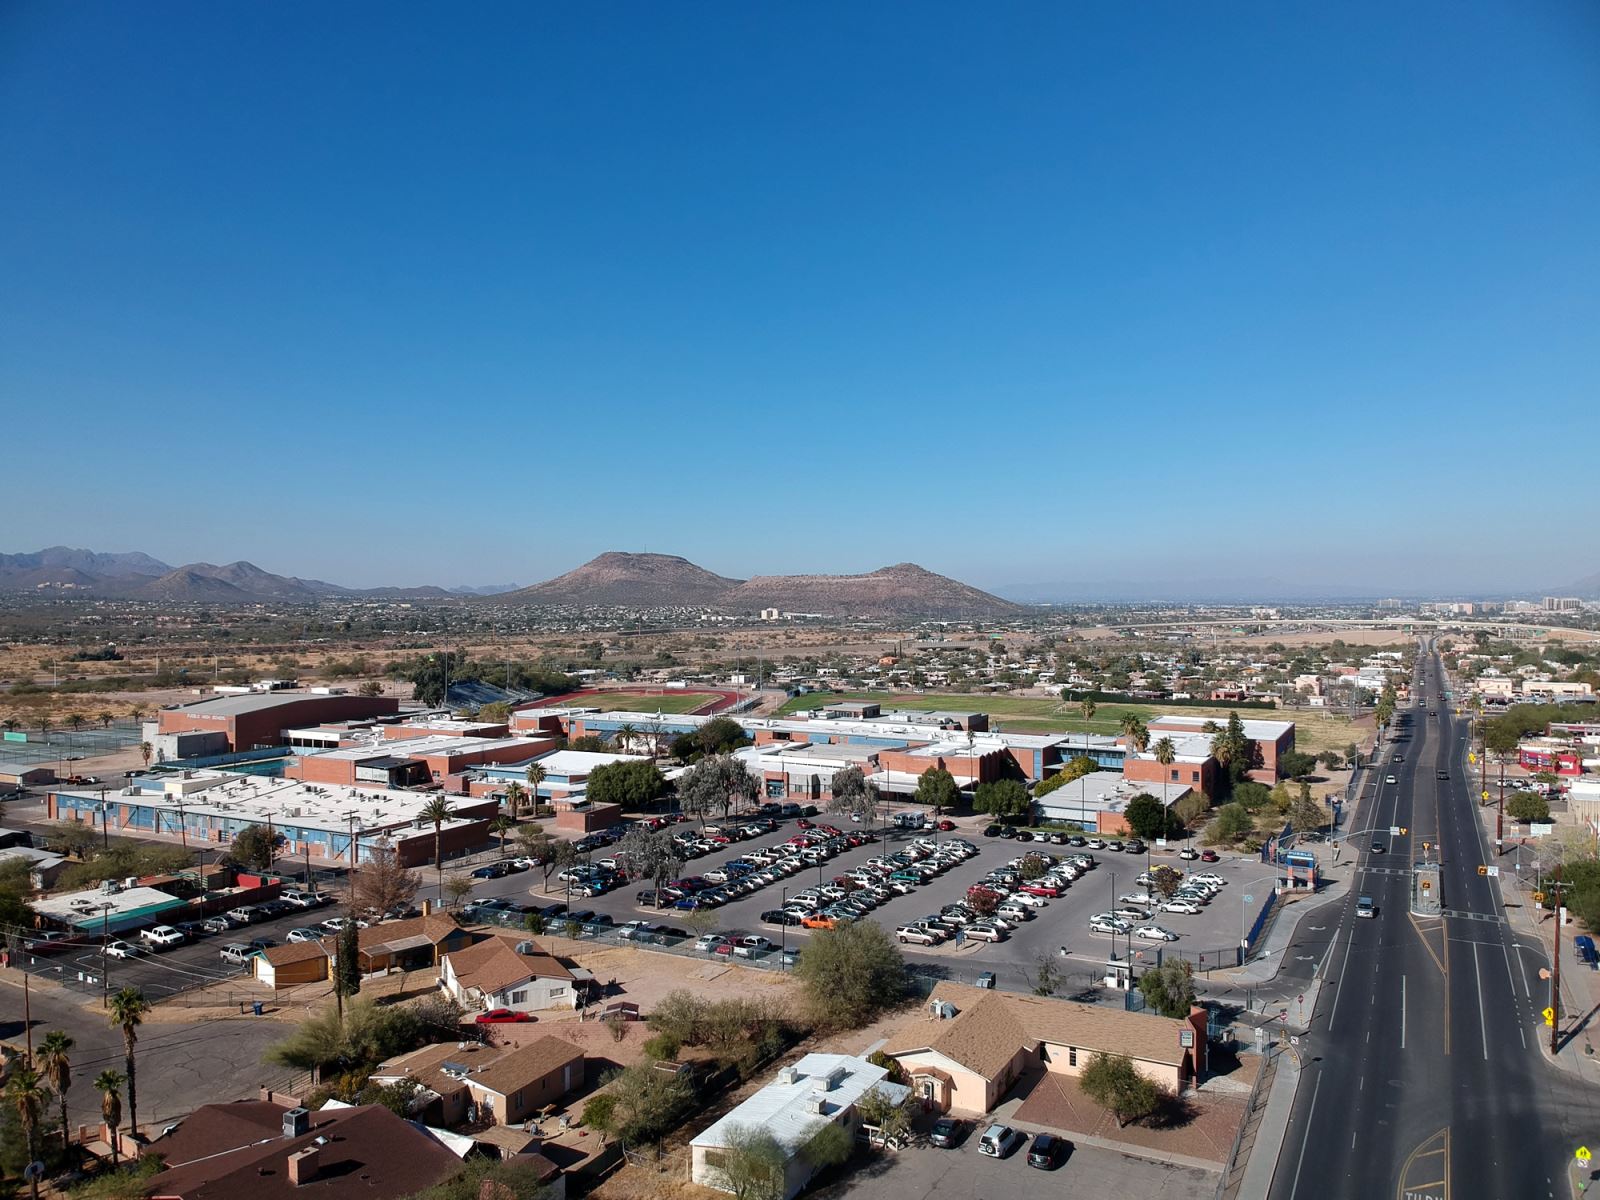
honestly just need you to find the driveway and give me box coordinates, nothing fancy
[807,1123,1217,1200]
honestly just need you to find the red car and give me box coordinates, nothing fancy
[1020,882,1061,897]
[818,825,842,836]
[1200,850,1220,863]
[796,819,814,830]
[476,1009,533,1025]
[936,820,956,831]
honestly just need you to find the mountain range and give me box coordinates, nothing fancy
[0,547,1024,617]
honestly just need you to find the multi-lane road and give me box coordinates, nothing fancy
[1270,648,1600,1200]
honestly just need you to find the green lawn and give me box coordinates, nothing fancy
[557,691,712,714]
[776,690,1358,754]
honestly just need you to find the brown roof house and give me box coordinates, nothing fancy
[439,935,583,1014]
[371,1036,585,1129]
[143,1100,461,1200]
[882,981,1207,1115]
[358,912,475,973]
[254,940,332,990]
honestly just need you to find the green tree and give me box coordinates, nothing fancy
[1120,714,1150,756]
[855,1086,914,1145]
[106,987,149,1140]
[594,1062,695,1146]
[679,754,758,825]
[335,922,362,1013]
[1208,802,1254,844]
[263,999,422,1075]
[1289,785,1325,835]
[5,1062,48,1200]
[1152,737,1177,809]
[489,814,514,854]
[92,1071,124,1167]
[523,762,547,814]
[800,1119,853,1171]
[418,794,454,904]
[972,778,1029,822]
[1508,792,1550,823]
[501,783,525,826]
[914,767,960,817]
[1124,793,1177,841]
[826,766,876,823]
[585,760,668,809]
[1148,865,1184,900]
[616,827,683,908]
[1035,756,1097,796]
[36,1030,73,1161]
[227,824,280,873]
[1079,1052,1163,1128]
[713,1124,787,1200]
[793,919,907,1031]
[1137,960,1196,1018]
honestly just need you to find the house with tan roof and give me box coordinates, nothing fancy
[358,912,475,973]
[439,934,581,1013]
[882,981,1207,1115]
[370,1035,585,1128]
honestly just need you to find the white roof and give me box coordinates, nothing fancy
[302,734,537,762]
[525,749,649,776]
[1149,714,1294,740]
[692,1054,903,1152]
[53,771,483,836]
[34,885,184,928]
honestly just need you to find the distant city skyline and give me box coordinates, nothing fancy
[3,3,1595,593]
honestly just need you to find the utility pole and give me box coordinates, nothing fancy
[1552,860,1563,1057]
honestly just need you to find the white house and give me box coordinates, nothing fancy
[691,1054,908,1200]
[438,935,581,1013]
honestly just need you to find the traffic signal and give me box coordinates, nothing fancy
[1477,865,1488,876]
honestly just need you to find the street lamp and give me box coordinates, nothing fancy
[780,885,788,972]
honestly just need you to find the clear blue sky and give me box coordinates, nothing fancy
[3,2,1596,596]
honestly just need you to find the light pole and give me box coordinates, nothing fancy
[780,885,788,972]
[98,902,113,1008]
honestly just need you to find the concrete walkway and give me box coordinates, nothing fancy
[1232,1047,1299,1200]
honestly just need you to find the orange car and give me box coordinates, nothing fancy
[801,913,837,930]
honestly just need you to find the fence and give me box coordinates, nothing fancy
[1243,891,1277,954]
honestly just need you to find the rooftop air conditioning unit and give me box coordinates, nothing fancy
[807,1097,828,1114]
[515,941,536,956]
[282,1107,311,1138]
[778,1067,799,1085]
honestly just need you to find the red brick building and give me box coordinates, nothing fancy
[156,693,399,752]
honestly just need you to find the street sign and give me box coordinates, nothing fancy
[1535,891,1547,903]
[1478,865,1488,876]
[1578,1147,1592,1164]
[1544,1006,1556,1026]
[1470,753,1477,763]
[1488,866,1499,877]
[1482,790,1491,801]
[1390,826,1401,836]
[1244,894,1254,904]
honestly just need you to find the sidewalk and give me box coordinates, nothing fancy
[1230,1047,1298,1200]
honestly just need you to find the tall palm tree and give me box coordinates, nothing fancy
[129,704,148,723]
[419,795,454,903]
[106,987,149,1141]
[615,723,638,753]
[66,713,86,762]
[1,718,18,734]
[524,763,546,814]
[1153,737,1177,812]
[6,1063,48,1200]
[93,1071,124,1166]
[98,711,115,730]
[1079,697,1097,741]
[36,1030,74,1160]
[490,814,513,855]
[1119,714,1149,755]
[139,741,153,769]
[502,781,526,822]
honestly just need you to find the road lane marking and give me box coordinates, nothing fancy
[1514,942,1532,998]
[1472,941,1489,1061]
[1401,974,1407,1049]
[1286,1070,1323,1200]
[1326,919,1359,1033]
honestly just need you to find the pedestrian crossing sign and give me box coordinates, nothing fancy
[1545,1006,1556,1026]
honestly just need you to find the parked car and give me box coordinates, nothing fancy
[929,1117,965,1148]
[281,890,327,909]
[471,863,510,880]
[978,1125,1025,1158]
[1162,900,1203,915]
[287,928,324,943]
[1135,925,1179,942]
[964,923,1005,943]
[139,925,186,949]
[1027,1132,1064,1169]
[732,936,773,958]
[475,1008,533,1024]
[103,939,143,959]
[219,943,257,966]
[224,906,259,926]
[1178,847,1200,860]
[694,934,731,953]
[1200,849,1220,863]
[896,924,941,946]
[201,916,232,935]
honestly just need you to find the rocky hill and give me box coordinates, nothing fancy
[495,552,745,607]
[722,562,1024,619]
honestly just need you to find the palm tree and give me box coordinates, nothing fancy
[98,711,115,730]
[1119,714,1149,756]
[139,741,153,769]
[93,1071,124,1166]
[36,1030,74,1161]
[1153,737,1177,812]
[66,713,86,761]
[129,704,148,723]
[106,987,149,1141]
[419,795,454,903]
[1079,697,1097,741]
[490,814,513,855]
[502,781,526,822]
[6,1062,48,1200]
[1,718,18,734]
[615,722,638,753]
[524,763,546,815]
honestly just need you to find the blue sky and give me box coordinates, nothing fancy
[2,3,1596,596]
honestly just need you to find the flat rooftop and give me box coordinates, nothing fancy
[302,734,538,762]
[55,771,484,836]
[1150,713,1294,740]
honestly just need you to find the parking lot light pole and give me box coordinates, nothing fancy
[780,885,788,971]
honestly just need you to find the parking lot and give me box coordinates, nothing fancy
[458,811,1272,988]
[12,893,342,1002]
[811,1121,1216,1200]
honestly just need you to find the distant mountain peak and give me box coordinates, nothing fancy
[497,551,745,607]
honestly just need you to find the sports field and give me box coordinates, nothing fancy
[546,691,713,715]
[776,690,1360,755]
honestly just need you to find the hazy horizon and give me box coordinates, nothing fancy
[3,4,1595,594]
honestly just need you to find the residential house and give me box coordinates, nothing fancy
[371,1036,586,1128]
[254,940,331,989]
[439,934,581,1013]
[691,1054,909,1200]
[142,1100,461,1200]
[882,982,1206,1115]
[359,912,475,973]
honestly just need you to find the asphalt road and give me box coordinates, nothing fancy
[1269,648,1600,1200]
